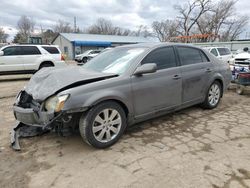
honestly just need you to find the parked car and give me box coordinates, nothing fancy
[75,50,101,65]
[86,48,113,61]
[231,47,250,80]
[12,43,231,149]
[204,47,233,63]
[0,45,66,75]
[233,47,250,71]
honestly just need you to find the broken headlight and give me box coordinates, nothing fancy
[45,94,69,112]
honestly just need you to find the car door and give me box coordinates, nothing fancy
[131,46,182,118]
[21,46,42,70]
[0,46,24,72]
[176,46,213,104]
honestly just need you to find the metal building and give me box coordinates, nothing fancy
[52,33,150,59]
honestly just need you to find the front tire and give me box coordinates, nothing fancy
[201,81,222,109]
[79,101,127,148]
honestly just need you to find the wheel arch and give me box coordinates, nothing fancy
[208,73,225,97]
[89,97,130,118]
[39,61,55,69]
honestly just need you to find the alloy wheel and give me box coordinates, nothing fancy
[208,83,221,106]
[92,108,122,143]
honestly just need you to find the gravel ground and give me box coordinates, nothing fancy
[0,77,250,188]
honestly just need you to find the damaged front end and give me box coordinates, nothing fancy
[11,91,76,150]
[10,67,119,150]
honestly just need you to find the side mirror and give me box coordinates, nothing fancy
[0,51,3,56]
[134,63,157,76]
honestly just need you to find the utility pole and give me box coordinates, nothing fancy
[74,16,76,33]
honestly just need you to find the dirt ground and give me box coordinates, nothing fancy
[0,78,250,188]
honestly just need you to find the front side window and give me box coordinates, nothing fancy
[141,47,177,70]
[83,47,147,75]
[210,48,218,57]
[3,46,21,56]
[21,46,41,55]
[177,47,209,66]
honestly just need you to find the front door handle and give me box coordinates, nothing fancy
[0,63,5,65]
[173,75,181,80]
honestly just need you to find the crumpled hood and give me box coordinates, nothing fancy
[25,66,117,101]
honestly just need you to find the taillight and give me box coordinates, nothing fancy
[61,54,65,61]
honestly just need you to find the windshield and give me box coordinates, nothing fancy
[82,47,147,75]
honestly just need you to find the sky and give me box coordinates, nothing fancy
[0,0,250,40]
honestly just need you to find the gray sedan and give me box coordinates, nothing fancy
[12,43,231,149]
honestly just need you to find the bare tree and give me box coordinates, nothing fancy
[132,25,152,38]
[112,27,132,36]
[196,0,237,41]
[17,15,35,42]
[87,18,114,35]
[0,28,9,43]
[220,15,249,41]
[170,0,248,42]
[87,18,134,36]
[174,0,211,42]
[54,20,73,33]
[41,29,57,44]
[152,20,180,41]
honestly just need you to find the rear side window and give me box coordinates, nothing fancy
[90,50,101,54]
[3,46,21,56]
[217,48,231,56]
[42,46,60,54]
[210,48,218,57]
[21,46,41,55]
[177,47,209,66]
[141,47,177,70]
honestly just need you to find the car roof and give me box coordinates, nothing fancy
[204,46,230,49]
[116,42,204,50]
[2,44,59,48]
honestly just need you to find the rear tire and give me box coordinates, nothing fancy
[79,101,127,148]
[82,57,87,63]
[201,81,222,109]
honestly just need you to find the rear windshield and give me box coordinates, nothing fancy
[42,46,60,54]
[217,48,231,56]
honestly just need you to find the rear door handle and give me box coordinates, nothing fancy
[206,68,213,73]
[173,75,181,80]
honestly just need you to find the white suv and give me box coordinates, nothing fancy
[204,47,233,63]
[0,45,66,74]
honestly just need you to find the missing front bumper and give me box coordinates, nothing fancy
[10,112,77,151]
[10,121,49,151]
[11,107,63,150]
